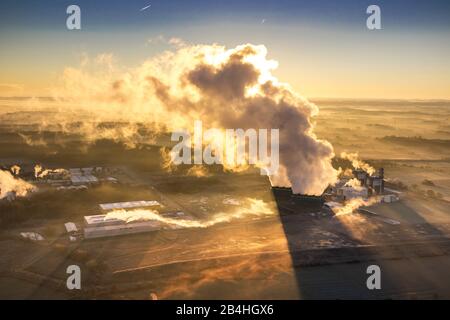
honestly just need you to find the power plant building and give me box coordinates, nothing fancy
[353,168,385,195]
[337,185,369,200]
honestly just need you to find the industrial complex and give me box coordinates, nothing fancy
[2,162,404,241]
[271,167,400,219]
[2,159,450,300]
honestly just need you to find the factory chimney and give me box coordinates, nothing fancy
[379,167,384,194]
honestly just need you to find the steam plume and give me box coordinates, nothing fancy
[332,196,379,216]
[105,198,274,228]
[45,43,338,194]
[0,169,36,200]
[340,152,375,175]
[10,165,21,175]
[34,165,68,179]
[344,178,363,189]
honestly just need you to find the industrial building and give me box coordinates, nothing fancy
[83,211,162,239]
[336,185,369,200]
[82,200,169,239]
[271,186,325,214]
[99,200,161,211]
[381,194,400,203]
[64,222,79,241]
[69,168,99,186]
[20,232,44,241]
[271,186,325,204]
[84,219,162,239]
[353,168,385,195]
[64,222,78,233]
[323,167,390,202]
[82,209,192,239]
[84,214,126,228]
[274,167,400,216]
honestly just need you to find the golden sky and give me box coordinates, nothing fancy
[1,1,449,99]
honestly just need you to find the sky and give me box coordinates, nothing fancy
[0,0,449,99]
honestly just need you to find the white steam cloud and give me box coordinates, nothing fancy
[0,169,36,200]
[44,43,339,194]
[105,198,274,228]
[34,165,68,179]
[340,152,376,176]
[332,196,380,216]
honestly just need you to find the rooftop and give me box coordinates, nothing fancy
[99,200,161,211]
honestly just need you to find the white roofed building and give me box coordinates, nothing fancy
[99,200,161,211]
[84,220,162,239]
[64,222,78,233]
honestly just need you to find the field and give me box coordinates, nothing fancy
[0,98,449,299]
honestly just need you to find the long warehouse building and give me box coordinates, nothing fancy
[99,200,161,211]
[84,200,164,239]
[84,218,162,239]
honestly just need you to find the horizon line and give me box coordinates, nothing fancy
[1,96,450,103]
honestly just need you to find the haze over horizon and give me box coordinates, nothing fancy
[1,0,449,99]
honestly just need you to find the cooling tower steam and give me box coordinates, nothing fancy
[48,43,338,194]
[0,169,36,200]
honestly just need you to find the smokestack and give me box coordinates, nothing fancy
[379,167,384,194]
